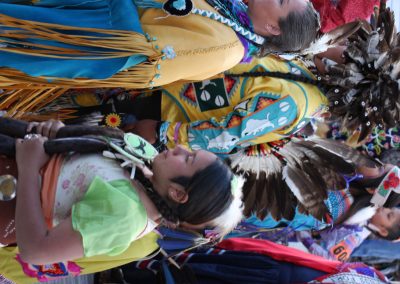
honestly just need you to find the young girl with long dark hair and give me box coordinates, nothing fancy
[0,119,244,283]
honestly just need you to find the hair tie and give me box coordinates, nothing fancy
[366,222,380,233]
[173,122,182,144]
[230,174,241,197]
[343,173,364,190]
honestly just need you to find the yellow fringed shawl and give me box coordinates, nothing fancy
[0,13,161,117]
[0,0,244,118]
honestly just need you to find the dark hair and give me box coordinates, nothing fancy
[258,2,320,55]
[229,71,325,90]
[171,159,233,224]
[138,159,233,225]
[386,220,400,240]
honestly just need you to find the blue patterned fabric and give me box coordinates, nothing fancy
[243,209,327,232]
[203,0,261,60]
[325,188,354,223]
[242,188,354,232]
[188,95,297,154]
[0,0,146,79]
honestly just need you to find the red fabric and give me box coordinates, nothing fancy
[218,238,341,274]
[311,0,380,32]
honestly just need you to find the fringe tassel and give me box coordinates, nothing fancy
[0,60,161,89]
[0,87,70,120]
[0,14,163,114]
[8,111,79,122]
[0,14,156,59]
[0,60,161,118]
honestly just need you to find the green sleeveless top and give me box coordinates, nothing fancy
[71,177,148,257]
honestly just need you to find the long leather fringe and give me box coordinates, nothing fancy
[0,87,70,119]
[0,14,156,58]
[0,14,162,115]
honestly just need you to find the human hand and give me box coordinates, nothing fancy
[27,119,65,139]
[314,45,347,74]
[316,45,347,65]
[16,135,49,173]
[124,119,158,144]
[297,230,312,240]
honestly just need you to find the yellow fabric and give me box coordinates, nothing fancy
[0,232,159,284]
[139,0,244,87]
[0,0,245,91]
[0,12,159,90]
[161,55,328,149]
[0,0,243,118]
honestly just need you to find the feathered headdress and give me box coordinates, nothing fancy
[228,137,379,222]
[237,4,399,143]
[210,175,245,237]
[322,2,400,141]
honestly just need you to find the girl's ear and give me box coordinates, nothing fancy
[167,184,189,204]
[377,226,389,237]
[368,223,388,237]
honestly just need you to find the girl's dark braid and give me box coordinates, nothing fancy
[135,169,179,224]
[145,189,179,224]
[228,71,327,90]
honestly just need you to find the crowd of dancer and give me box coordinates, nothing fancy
[0,0,399,283]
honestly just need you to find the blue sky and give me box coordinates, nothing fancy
[387,0,400,31]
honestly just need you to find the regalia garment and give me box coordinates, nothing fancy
[327,123,400,162]
[160,55,327,154]
[3,54,327,155]
[297,225,371,262]
[241,187,354,232]
[318,5,400,142]
[126,238,388,284]
[0,0,244,115]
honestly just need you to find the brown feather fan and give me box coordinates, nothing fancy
[282,165,328,220]
[228,137,380,222]
[323,6,400,141]
[301,21,363,56]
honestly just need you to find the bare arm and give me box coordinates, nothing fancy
[16,136,84,264]
[123,119,158,144]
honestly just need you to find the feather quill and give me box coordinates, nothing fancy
[345,206,377,225]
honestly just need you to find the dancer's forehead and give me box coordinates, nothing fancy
[152,146,216,181]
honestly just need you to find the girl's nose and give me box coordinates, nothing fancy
[172,145,189,156]
[377,207,389,215]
